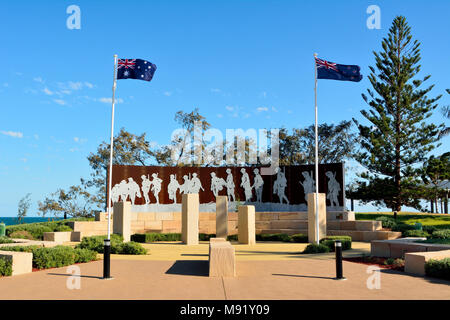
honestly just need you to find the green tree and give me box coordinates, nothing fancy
[421,152,450,213]
[277,121,358,165]
[439,89,450,138]
[37,185,96,219]
[353,16,443,212]
[17,193,32,224]
[85,128,156,208]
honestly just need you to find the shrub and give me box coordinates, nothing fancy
[116,242,147,255]
[74,248,98,263]
[422,225,438,234]
[199,233,216,241]
[54,225,72,232]
[76,234,123,252]
[391,223,416,235]
[0,236,14,244]
[375,216,397,229]
[290,234,308,243]
[431,229,450,240]
[8,230,34,240]
[301,243,330,254]
[131,233,182,243]
[0,245,97,270]
[403,230,430,238]
[425,258,450,280]
[256,233,291,242]
[0,258,12,277]
[320,236,352,251]
[77,234,146,255]
[6,224,53,240]
[227,235,238,241]
[384,258,395,265]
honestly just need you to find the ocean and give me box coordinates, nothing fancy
[0,217,62,226]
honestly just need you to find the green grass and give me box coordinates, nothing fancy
[417,239,450,245]
[355,212,450,230]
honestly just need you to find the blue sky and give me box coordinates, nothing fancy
[1,0,449,217]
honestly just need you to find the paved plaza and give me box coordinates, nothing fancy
[0,242,449,300]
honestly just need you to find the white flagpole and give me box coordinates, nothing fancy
[107,54,118,241]
[104,54,118,279]
[314,53,320,245]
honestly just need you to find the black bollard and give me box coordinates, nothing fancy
[334,240,346,280]
[103,239,112,279]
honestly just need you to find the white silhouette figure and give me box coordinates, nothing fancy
[240,168,253,202]
[167,174,180,203]
[180,175,192,194]
[210,172,226,198]
[111,183,120,204]
[118,180,129,202]
[190,173,204,194]
[299,171,315,202]
[273,167,289,204]
[225,169,236,202]
[326,171,341,207]
[127,177,141,205]
[252,168,264,202]
[150,173,163,204]
[141,175,152,204]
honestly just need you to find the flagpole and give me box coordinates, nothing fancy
[103,54,118,279]
[314,53,320,245]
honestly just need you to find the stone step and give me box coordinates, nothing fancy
[269,220,309,229]
[327,230,402,241]
[258,229,308,235]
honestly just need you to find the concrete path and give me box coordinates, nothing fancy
[0,258,448,300]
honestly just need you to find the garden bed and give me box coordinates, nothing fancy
[343,256,405,272]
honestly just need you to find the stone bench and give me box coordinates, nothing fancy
[0,250,33,276]
[405,250,450,276]
[209,238,235,277]
[371,239,450,258]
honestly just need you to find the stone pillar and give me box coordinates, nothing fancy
[182,193,199,245]
[113,201,131,242]
[238,205,255,245]
[307,193,327,243]
[216,196,228,239]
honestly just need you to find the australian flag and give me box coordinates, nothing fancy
[117,58,157,82]
[315,57,362,82]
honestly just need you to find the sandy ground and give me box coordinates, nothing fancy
[0,241,448,300]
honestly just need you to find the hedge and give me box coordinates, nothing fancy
[0,236,14,244]
[431,229,450,240]
[0,257,12,277]
[0,245,97,270]
[320,236,352,251]
[256,233,291,242]
[5,218,93,240]
[375,216,397,229]
[302,243,330,254]
[403,230,430,238]
[76,234,146,255]
[425,258,450,281]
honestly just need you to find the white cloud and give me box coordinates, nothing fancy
[271,106,278,112]
[217,114,223,118]
[1,131,23,138]
[256,107,268,112]
[84,82,94,89]
[211,88,221,93]
[74,137,79,142]
[225,106,234,111]
[53,99,66,105]
[163,91,172,96]
[34,134,39,140]
[33,77,44,83]
[43,87,54,95]
[3,83,9,87]
[20,158,27,163]
[98,97,124,104]
[68,81,83,90]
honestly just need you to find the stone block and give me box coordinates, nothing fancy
[155,212,174,221]
[181,194,199,245]
[255,212,279,221]
[137,212,155,221]
[327,221,341,230]
[95,212,111,222]
[70,231,83,242]
[405,250,450,276]
[209,241,235,277]
[162,220,181,232]
[238,206,256,245]
[172,212,181,221]
[307,193,327,243]
[0,251,32,276]
[113,201,132,242]
[277,212,308,220]
[216,196,228,239]
[228,212,238,221]
[43,232,72,243]
[371,241,391,257]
